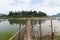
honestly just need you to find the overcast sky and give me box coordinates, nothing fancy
[0,0,60,15]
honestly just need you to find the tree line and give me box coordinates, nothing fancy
[9,11,47,17]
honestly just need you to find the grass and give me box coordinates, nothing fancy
[55,35,60,40]
[1,32,60,40]
[0,31,18,40]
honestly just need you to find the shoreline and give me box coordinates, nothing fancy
[8,17,55,20]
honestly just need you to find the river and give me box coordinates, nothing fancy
[0,17,60,40]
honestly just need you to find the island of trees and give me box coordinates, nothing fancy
[8,11,47,18]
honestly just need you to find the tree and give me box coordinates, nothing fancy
[8,11,47,17]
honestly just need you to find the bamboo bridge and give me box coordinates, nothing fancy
[9,18,56,40]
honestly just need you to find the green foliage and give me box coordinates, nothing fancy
[0,31,16,40]
[8,19,26,25]
[8,11,47,17]
[55,35,60,40]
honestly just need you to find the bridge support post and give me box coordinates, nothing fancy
[51,19,54,40]
[39,19,42,40]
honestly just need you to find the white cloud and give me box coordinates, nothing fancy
[0,0,60,15]
[0,0,13,5]
[30,5,60,15]
[30,0,60,15]
[53,0,60,5]
[19,0,31,3]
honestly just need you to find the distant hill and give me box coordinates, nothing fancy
[52,13,60,17]
[0,14,7,16]
[0,14,4,16]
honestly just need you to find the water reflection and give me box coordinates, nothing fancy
[55,17,60,21]
[8,19,26,25]
[8,19,46,40]
[8,19,27,40]
[0,19,60,40]
[8,19,46,25]
[0,19,7,23]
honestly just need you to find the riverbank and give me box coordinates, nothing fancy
[8,17,55,20]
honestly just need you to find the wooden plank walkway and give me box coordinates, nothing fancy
[23,19,36,40]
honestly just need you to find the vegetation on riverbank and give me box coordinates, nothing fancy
[8,11,47,18]
[0,31,18,40]
[0,10,48,19]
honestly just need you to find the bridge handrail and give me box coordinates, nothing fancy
[9,28,23,40]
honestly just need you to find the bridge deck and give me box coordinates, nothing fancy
[23,19,36,40]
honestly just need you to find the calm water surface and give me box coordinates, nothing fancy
[0,18,60,40]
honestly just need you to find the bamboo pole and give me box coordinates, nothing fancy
[39,19,42,40]
[18,24,21,40]
[51,19,54,40]
[9,28,23,40]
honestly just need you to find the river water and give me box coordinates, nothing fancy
[0,17,60,40]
